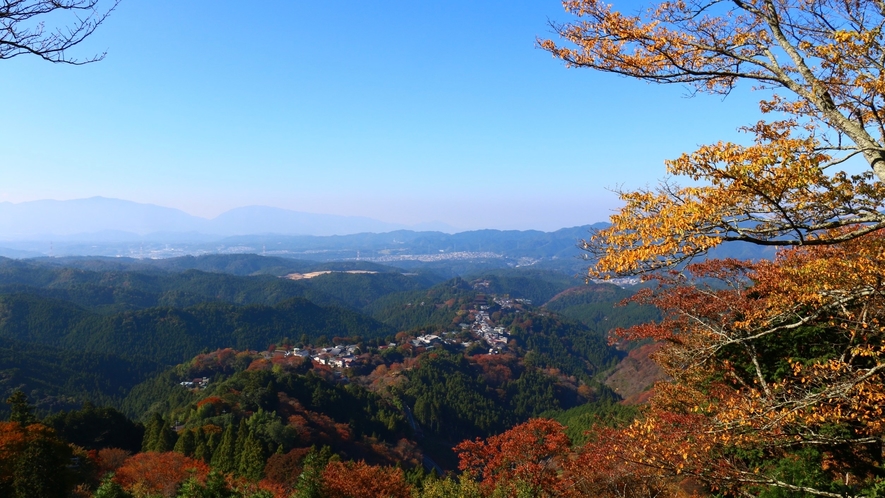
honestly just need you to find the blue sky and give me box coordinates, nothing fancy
[0,0,766,231]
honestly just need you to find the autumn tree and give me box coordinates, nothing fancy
[0,422,77,498]
[320,460,412,498]
[541,0,885,274]
[95,448,131,477]
[1,1,120,64]
[539,0,885,496]
[588,251,885,496]
[112,451,209,497]
[455,418,571,497]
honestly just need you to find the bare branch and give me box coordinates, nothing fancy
[0,0,120,64]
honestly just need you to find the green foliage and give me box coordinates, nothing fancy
[237,428,266,480]
[0,425,76,498]
[92,476,133,498]
[545,401,639,445]
[299,271,441,311]
[211,422,238,473]
[45,403,144,452]
[0,293,392,366]
[543,283,660,338]
[418,474,483,498]
[471,269,578,305]
[175,470,234,498]
[291,446,334,498]
[404,352,511,439]
[0,335,161,417]
[753,448,847,498]
[366,278,475,331]
[6,390,35,425]
[501,313,621,380]
[174,428,197,457]
[0,257,654,483]
[507,369,563,419]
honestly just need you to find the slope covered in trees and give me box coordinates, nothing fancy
[0,336,160,416]
[0,251,674,497]
[0,256,438,313]
[471,268,578,304]
[0,293,393,366]
[543,283,660,335]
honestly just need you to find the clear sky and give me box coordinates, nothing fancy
[0,0,767,232]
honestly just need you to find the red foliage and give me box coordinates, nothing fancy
[247,358,272,371]
[228,475,290,498]
[471,354,517,386]
[113,451,209,497]
[189,348,239,376]
[95,447,131,477]
[321,460,412,498]
[456,418,570,495]
[557,416,700,498]
[202,424,223,436]
[195,396,225,408]
[0,422,72,489]
[263,447,312,490]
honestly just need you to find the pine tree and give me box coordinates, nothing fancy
[194,440,210,463]
[141,413,163,452]
[211,422,236,473]
[12,436,70,498]
[238,428,266,480]
[174,428,196,457]
[92,476,133,498]
[207,428,221,454]
[6,390,36,426]
[193,427,210,462]
[291,446,333,498]
[155,419,177,452]
[234,418,248,460]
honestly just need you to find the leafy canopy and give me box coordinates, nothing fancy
[542,0,885,276]
[536,0,885,496]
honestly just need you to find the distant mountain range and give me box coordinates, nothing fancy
[0,197,773,267]
[0,197,457,239]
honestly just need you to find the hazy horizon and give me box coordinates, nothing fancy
[0,0,771,233]
[0,196,608,240]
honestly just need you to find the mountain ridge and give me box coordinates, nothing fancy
[0,197,459,239]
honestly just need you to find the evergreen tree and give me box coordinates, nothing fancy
[6,390,36,426]
[12,437,69,498]
[173,428,196,457]
[155,419,177,452]
[92,476,133,498]
[192,427,210,462]
[234,418,248,460]
[237,428,266,480]
[211,422,236,473]
[194,440,210,463]
[291,446,333,498]
[141,413,163,452]
[176,470,233,498]
[207,428,221,453]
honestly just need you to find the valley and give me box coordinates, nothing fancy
[0,249,660,496]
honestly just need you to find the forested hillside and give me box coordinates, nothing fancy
[543,282,660,335]
[0,294,392,366]
[0,336,160,413]
[0,254,667,498]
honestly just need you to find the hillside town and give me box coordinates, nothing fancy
[177,289,529,392]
